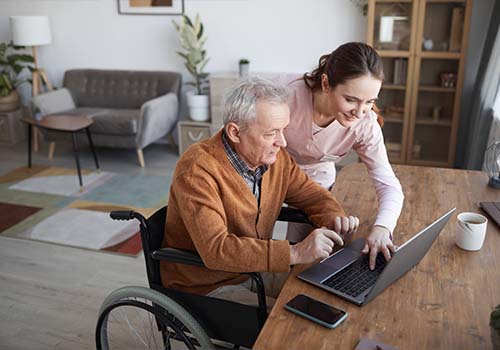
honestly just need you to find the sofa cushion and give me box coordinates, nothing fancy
[91,109,139,136]
[53,107,107,118]
[64,69,182,109]
[52,108,139,135]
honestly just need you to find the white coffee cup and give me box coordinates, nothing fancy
[456,212,488,251]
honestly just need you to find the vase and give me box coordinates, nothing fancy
[492,327,500,350]
[0,91,20,112]
[187,93,210,122]
[423,38,434,51]
[239,63,250,78]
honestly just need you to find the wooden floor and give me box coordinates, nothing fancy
[0,237,147,349]
[0,139,179,349]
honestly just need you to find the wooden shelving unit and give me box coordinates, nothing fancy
[367,0,472,167]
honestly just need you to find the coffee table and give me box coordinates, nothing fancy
[22,115,100,188]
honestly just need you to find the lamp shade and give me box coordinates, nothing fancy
[10,16,52,46]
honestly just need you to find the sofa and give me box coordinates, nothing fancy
[32,69,182,167]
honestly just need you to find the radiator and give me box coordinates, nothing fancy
[484,110,500,170]
[488,110,500,147]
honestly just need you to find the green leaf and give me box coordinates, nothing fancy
[184,14,193,28]
[0,74,13,91]
[176,51,189,60]
[197,22,204,40]
[11,43,26,50]
[199,58,209,73]
[12,64,23,75]
[0,43,6,60]
[193,14,201,35]
[184,62,196,76]
[15,54,34,63]
[172,19,180,32]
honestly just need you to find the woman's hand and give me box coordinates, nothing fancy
[334,216,359,239]
[361,225,396,270]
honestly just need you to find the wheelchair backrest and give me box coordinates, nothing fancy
[141,206,167,288]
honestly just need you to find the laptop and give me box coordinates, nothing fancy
[298,208,456,306]
[480,202,500,228]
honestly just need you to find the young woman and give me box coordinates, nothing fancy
[284,42,404,270]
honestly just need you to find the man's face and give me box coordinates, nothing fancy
[233,100,290,170]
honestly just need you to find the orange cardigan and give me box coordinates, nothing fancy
[160,130,346,294]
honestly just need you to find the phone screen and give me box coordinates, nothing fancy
[285,294,346,325]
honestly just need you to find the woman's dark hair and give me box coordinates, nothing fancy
[303,42,385,126]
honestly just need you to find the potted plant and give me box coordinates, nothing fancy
[173,14,210,122]
[239,58,250,78]
[491,304,500,349]
[0,41,34,112]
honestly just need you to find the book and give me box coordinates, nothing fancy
[393,58,407,85]
[449,7,464,52]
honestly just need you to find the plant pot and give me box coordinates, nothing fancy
[239,63,250,78]
[0,91,20,112]
[492,327,500,350]
[187,93,210,122]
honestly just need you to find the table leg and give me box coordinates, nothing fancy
[71,132,83,188]
[86,127,100,170]
[27,124,32,168]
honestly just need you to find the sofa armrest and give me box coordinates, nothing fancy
[137,92,179,148]
[32,88,76,115]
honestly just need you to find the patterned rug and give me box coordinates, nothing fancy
[0,166,171,256]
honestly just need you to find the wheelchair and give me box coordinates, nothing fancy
[95,205,310,349]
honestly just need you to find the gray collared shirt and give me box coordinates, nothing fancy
[222,132,268,202]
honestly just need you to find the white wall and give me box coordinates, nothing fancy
[0,0,365,106]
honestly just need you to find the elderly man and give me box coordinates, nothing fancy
[160,78,358,303]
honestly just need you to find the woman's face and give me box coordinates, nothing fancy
[321,74,382,128]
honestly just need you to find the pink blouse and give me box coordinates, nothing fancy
[284,78,404,233]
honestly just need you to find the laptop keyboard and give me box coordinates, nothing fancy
[321,254,387,297]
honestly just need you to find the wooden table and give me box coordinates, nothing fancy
[254,164,500,350]
[22,115,100,188]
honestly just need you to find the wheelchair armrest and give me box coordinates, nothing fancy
[278,206,311,224]
[151,248,206,268]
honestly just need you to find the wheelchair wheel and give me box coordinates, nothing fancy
[96,286,214,349]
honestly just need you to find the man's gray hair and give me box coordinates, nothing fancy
[223,77,289,129]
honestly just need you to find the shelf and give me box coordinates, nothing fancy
[408,158,450,167]
[382,84,406,91]
[376,0,412,3]
[378,51,411,58]
[419,85,456,93]
[420,51,461,59]
[415,118,452,126]
[426,0,465,3]
[384,117,404,123]
[388,152,403,163]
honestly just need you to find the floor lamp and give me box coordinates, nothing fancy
[10,16,54,152]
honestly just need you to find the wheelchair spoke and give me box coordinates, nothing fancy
[99,297,201,349]
[105,299,166,349]
[96,287,214,349]
[114,304,156,348]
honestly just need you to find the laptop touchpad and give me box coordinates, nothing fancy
[322,246,360,271]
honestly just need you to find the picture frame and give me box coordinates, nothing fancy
[117,0,184,16]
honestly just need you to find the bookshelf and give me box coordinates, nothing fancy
[367,0,472,166]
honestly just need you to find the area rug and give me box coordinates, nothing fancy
[0,166,172,256]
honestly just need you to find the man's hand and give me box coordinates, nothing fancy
[361,225,397,270]
[334,216,360,240]
[290,227,344,265]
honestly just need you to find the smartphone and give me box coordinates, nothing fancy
[284,294,348,329]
